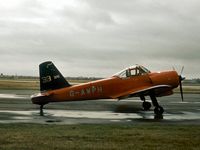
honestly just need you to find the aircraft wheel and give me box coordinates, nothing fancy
[154,106,164,115]
[142,102,151,110]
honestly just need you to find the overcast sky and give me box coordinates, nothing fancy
[0,0,199,78]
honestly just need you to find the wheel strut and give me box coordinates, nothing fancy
[40,105,44,116]
[150,92,164,115]
[150,93,159,107]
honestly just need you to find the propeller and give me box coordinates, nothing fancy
[180,66,184,75]
[179,75,185,101]
[178,66,185,102]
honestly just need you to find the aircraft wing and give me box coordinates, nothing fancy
[111,85,172,100]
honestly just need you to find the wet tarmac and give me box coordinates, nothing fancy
[0,89,199,124]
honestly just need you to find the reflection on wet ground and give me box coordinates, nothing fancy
[0,89,200,124]
[0,94,27,99]
[0,109,200,124]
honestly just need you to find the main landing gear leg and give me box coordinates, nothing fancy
[150,92,164,115]
[140,95,151,111]
[40,105,44,116]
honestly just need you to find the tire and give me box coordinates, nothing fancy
[142,102,151,110]
[154,106,164,115]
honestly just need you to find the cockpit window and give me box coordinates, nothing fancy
[118,70,127,78]
[113,65,150,78]
[140,66,150,74]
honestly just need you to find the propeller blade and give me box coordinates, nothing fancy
[180,66,184,75]
[179,75,185,102]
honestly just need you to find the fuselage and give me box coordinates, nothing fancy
[31,70,179,105]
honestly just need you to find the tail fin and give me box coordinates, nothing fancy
[39,61,71,91]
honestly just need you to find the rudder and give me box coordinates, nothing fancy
[39,61,71,91]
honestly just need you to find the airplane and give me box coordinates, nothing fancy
[31,61,185,116]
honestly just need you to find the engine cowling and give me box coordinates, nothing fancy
[149,71,179,89]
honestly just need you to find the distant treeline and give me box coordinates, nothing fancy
[66,77,102,81]
[0,75,102,81]
[0,75,38,80]
[183,78,200,85]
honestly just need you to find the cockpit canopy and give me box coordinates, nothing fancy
[113,65,151,78]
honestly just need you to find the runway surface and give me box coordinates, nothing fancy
[0,89,200,124]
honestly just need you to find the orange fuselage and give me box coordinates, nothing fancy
[31,70,179,105]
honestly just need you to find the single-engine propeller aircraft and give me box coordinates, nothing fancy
[31,61,185,116]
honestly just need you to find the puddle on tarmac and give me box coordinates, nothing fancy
[0,94,27,99]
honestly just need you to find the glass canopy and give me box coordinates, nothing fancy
[113,65,150,78]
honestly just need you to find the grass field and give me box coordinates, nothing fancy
[0,80,39,90]
[0,79,86,90]
[0,123,199,150]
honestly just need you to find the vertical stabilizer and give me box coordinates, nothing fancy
[39,61,71,91]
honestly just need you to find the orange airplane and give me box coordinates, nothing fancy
[31,61,185,116]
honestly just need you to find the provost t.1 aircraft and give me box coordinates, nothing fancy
[31,61,185,116]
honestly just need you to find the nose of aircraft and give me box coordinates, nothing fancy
[149,70,185,101]
[149,70,180,88]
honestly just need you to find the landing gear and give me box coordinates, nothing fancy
[140,95,151,111]
[40,105,44,116]
[154,106,164,115]
[150,92,164,115]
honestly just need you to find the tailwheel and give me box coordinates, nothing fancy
[142,101,151,111]
[154,106,164,115]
